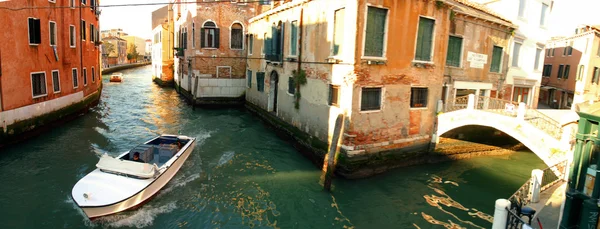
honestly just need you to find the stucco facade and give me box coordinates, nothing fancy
[173,1,256,102]
[102,36,127,66]
[473,0,554,107]
[442,0,516,104]
[0,0,101,144]
[151,5,174,85]
[540,26,600,109]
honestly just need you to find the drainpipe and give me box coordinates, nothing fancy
[295,7,303,93]
[79,2,83,85]
[0,48,3,111]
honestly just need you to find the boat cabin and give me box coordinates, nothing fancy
[119,136,190,167]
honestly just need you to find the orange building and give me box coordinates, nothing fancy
[0,0,101,146]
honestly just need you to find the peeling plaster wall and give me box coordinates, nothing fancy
[443,14,513,101]
[345,0,451,153]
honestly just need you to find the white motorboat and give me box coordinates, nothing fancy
[71,134,196,219]
[109,72,123,82]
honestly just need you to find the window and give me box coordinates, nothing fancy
[91,67,95,83]
[49,0,56,3]
[31,72,47,98]
[248,34,254,55]
[69,25,76,47]
[332,9,345,56]
[81,20,86,41]
[518,0,526,18]
[364,6,387,57]
[52,70,60,93]
[490,46,503,73]
[247,70,252,88]
[552,48,555,56]
[557,65,564,79]
[72,68,79,88]
[290,20,298,56]
[512,42,521,67]
[415,17,435,62]
[28,18,41,45]
[201,21,219,48]
[230,23,243,49]
[540,4,548,26]
[82,0,86,5]
[288,77,295,94]
[192,22,195,48]
[597,41,600,56]
[568,42,573,56]
[360,87,382,111]
[534,48,542,70]
[543,64,552,77]
[89,24,95,43]
[564,65,570,79]
[180,27,188,49]
[446,36,462,67]
[577,65,585,81]
[257,72,265,92]
[49,21,57,46]
[410,88,428,108]
[329,85,340,107]
[83,68,87,86]
[70,0,75,8]
[593,67,600,84]
[266,21,283,62]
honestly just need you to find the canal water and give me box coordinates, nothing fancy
[0,65,546,229]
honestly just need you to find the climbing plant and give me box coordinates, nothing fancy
[435,0,444,9]
[292,69,307,109]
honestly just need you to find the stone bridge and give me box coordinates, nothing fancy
[436,94,575,168]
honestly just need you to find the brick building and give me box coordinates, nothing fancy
[0,0,102,145]
[102,36,127,66]
[539,25,600,109]
[151,5,174,86]
[173,0,256,104]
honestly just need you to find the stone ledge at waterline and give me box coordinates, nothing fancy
[175,82,245,107]
[245,102,523,179]
[0,87,102,148]
[101,62,150,75]
[153,77,175,87]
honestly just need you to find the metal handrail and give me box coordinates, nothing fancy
[524,108,563,140]
[475,96,519,117]
[508,178,532,207]
[505,206,530,229]
[444,95,469,112]
[541,160,568,192]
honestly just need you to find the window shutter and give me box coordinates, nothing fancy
[200,28,205,48]
[416,18,434,61]
[28,18,35,44]
[34,19,41,43]
[214,28,220,48]
[280,23,285,61]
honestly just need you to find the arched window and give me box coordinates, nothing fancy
[201,21,219,48]
[230,23,243,50]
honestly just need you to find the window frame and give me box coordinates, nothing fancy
[72,68,79,89]
[564,65,570,79]
[512,41,522,68]
[70,0,75,8]
[446,35,463,68]
[246,70,252,88]
[557,64,564,79]
[534,47,542,71]
[490,45,503,73]
[201,20,218,49]
[30,71,48,99]
[261,33,266,56]
[91,66,95,83]
[216,66,232,78]
[69,25,76,48]
[28,17,41,46]
[49,21,57,47]
[328,84,340,107]
[192,22,195,48]
[287,77,295,95]
[81,19,86,41]
[248,34,254,55]
[289,20,299,57]
[361,5,389,60]
[518,0,527,19]
[83,67,87,86]
[410,87,429,109]
[577,65,585,81]
[360,86,383,112]
[229,21,245,50]
[257,72,265,92]
[51,70,61,93]
[540,3,548,27]
[413,15,437,63]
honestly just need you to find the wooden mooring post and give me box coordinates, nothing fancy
[323,114,345,191]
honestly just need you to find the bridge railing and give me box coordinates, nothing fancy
[540,160,568,192]
[475,96,519,117]
[444,95,469,112]
[524,108,563,140]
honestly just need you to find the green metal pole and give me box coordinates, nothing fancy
[577,140,593,192]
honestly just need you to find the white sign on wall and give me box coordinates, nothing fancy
[467,51,488,69]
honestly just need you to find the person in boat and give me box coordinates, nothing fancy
[132,152,145,163]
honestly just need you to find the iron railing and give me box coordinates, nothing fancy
[506,206,530,229]
[476,96,519,117]
[444,95,469,112]
[508,178,532,207]
[541,160,568,192]
[524,108,563,140]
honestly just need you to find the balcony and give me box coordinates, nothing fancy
[174,47,184,58]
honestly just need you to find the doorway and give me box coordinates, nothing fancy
[268,71,279,113]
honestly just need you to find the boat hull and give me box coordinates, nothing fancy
[78,141,195,218]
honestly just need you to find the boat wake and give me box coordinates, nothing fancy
[159,173,201,197]
[101,201,178,228]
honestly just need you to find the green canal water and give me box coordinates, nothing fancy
[0,66,546,229]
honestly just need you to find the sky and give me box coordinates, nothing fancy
[96,0,600,40]
[99,0,168,39]
[548,0,600,37]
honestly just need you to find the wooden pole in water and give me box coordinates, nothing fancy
[193,75,199,109]
[323,114,345,191]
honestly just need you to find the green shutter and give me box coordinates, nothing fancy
[416,17,434,61]
[291,21,297,56]
[490,46,502,72]
[446,36,462,67]
[364,7,387,57]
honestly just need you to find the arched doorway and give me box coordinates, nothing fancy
[268,71,279,112]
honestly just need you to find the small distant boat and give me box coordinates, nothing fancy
[109,73,123,82]
[71,134,196,219]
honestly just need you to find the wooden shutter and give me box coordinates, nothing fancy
[279,23,285,62]
[416,18,434,61]
[214,28,220,48]
[200,28,205,48]
[365,7,386,57]
[33,18,41,44]
[446,36,462,67]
